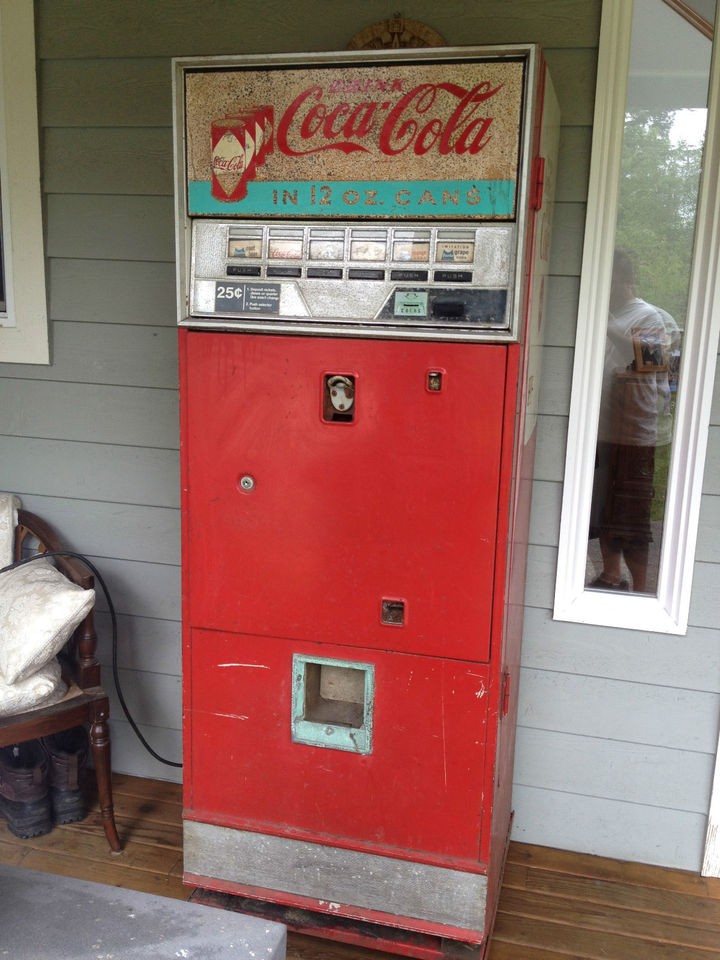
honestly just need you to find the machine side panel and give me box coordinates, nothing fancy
[482,57,561,929]
[179,327,194,803]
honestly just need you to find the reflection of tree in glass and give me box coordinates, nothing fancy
[617,110,704,328]
[620,112,705,536]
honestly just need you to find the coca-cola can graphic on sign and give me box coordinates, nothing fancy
[211,107,274,202]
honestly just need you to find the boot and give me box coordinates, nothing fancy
[0,740,52,838]
[41,726,89,825]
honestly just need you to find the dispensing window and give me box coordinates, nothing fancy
[291,655,374,754]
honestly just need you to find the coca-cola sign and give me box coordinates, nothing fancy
[185,56,524,218]
[275,80,501,158]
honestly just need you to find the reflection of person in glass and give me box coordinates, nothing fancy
[589,249,678,592]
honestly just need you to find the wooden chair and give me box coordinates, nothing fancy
[0,509,123,852]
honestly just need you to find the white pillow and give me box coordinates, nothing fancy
[0,558,95,684]
[0,657,67,717]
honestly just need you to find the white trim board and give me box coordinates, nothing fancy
[0,0,49,363]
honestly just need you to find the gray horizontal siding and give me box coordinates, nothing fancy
[109,720,183,782]
[515,727,715,814]
[36,0,602,59]
[0,322,177,388]
[518,669,720,753]
[49,259,176,325]
[697,495,720,563]
[532,414,569,483]
[40,59,171,127]
[46,196,175,262]
[689,563,720,630]
[705,427,720,494]
[0,382,178,446]
[109,668,182,731]
[512,784,708,871]
[14,496,181,565]
[43,128,174,195]
[521,605,720,694]
[0,437,179,507]
[543,276,582,347]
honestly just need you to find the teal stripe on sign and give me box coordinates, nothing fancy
[188,180,515,218]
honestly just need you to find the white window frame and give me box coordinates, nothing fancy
[553,0,720,635]
[0,0,48,364]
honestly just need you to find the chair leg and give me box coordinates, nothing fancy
[89,709,123,853]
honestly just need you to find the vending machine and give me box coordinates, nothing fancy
[174,45,558,959]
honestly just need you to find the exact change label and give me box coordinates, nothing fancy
[394,291,428,318]
[214,281,281,314]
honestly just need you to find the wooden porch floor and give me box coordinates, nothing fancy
[1,774,719,959]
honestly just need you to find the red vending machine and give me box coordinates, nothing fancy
[174,45,558,959]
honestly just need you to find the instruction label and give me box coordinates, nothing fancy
[214,282,281,314]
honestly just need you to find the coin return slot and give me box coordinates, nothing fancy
[433,299,465,318]
[292,656,374,754]
[382,599,405,625]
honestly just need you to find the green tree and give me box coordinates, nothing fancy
[615,110,704,327]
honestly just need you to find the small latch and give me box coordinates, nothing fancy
[531,156,545,211]
[501,670,511,717]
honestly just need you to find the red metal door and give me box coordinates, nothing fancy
[183,331,507,662]
[186,627,490,864]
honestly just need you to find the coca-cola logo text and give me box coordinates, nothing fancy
[212,153,246,174]
[276,80,502,158]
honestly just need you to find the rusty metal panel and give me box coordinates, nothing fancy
[184,819,488,933]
